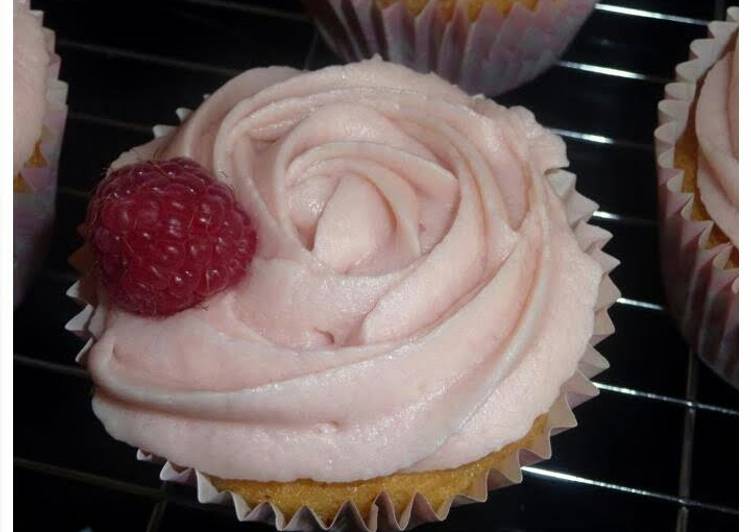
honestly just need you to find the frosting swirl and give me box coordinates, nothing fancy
[13,0,50,175]
[695,36,739,247]
[87,59,604,482]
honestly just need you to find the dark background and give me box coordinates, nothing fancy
[14,0,739,530]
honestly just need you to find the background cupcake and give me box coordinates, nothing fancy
[301,0,597,96]
[13,0,68,306]
[655,7,738,387]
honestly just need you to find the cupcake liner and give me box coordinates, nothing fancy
[304,0,596,96]
[654,7,739,387]
[67,105,618,530]
[14,13,69,306]
[132,374,598,532]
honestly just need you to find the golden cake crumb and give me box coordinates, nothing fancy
[211,415,547,525]
[13,173,31,193]
[28,139,48,168]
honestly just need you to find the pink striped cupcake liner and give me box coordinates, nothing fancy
[303,0,596,96]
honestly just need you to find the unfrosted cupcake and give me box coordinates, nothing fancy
[655,8,738,387]
[14,0,68,306]
[68,59,618,530]
[302,0,597,96]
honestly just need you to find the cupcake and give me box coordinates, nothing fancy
[68,59,618,530]
[14,0,68,306]
[302,0,597,96]
[655,8,738,387]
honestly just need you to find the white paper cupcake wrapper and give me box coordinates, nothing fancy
[67,104,619,530]
[14,11,69,306]
[654,7,738,387]
[304,0,596,96]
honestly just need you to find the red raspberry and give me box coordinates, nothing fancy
[85,157,256,316]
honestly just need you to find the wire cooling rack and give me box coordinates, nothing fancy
[14,0,739,530]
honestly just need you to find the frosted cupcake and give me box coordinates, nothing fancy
[302,0,597,96]
[14,0,68,306]
[655,8,738,387]
[69,59,618,530]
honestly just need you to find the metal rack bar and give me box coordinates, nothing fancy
[180,0,309,22]
[522,467,737,515]
[675,354,700,531]
[14,457,164,500]
[593,4,708,26]
[56,35,669,86]
[58,39,243,78]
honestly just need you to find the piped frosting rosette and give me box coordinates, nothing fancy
[68,59,618,530]
[655,8,738,387]
[14,0,68,306]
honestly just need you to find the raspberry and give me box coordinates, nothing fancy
[85,157,256,316]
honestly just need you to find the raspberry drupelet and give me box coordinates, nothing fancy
[85,157,256,316]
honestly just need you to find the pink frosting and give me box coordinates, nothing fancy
[695,36,739,247]
[86,59,603,482]
[13,0,50,175]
